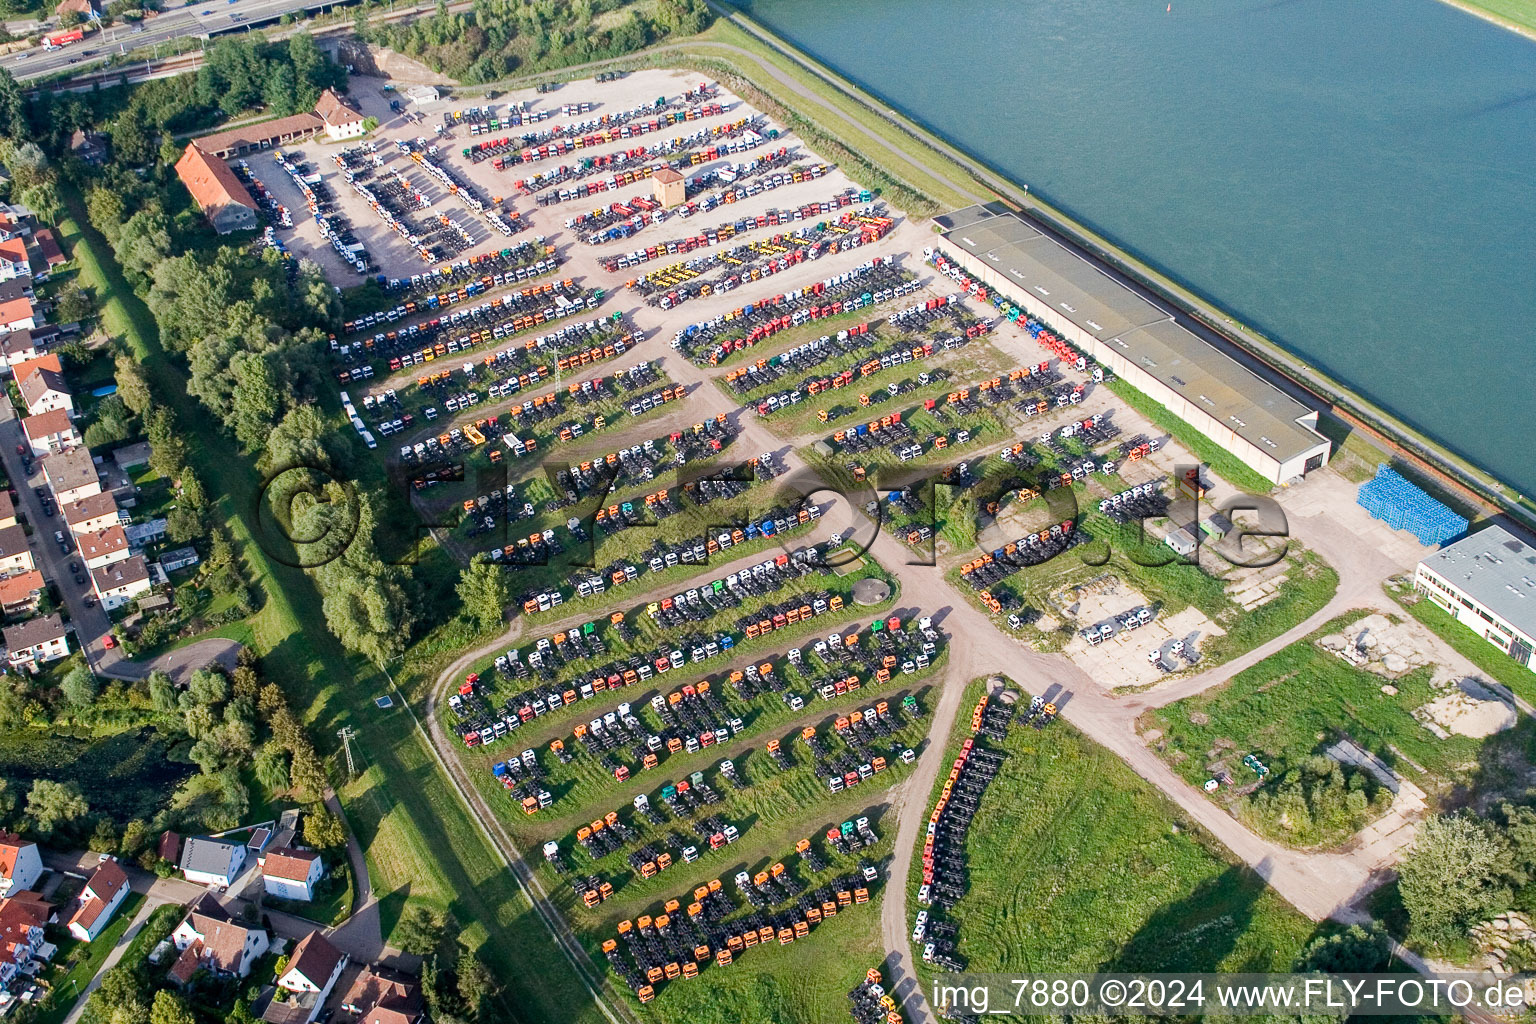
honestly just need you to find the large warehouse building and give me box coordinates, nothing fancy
[936,205,1331,485]
[1415,524,1536,673]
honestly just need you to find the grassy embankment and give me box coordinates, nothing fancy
[909,678,1317,994]
[59,205,613,1024]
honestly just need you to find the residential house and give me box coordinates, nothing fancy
[42,448,100,503]
[160,546,200,573]
[0,293,35,334]
[0,330,42,370]
[77,525,128,570]
[175,144,259,235]
[55,0,97,18]
[0,835,41,898]
[0,525,33,576]
[0,237,27,283]
[3,614,68,668]
[178,836,246,889]
[0,207,25,241]
[262,931,347,1024]
[124,518,167,549]
[0,571,45,616]
[0,491,13,530]
[92,555,151,611]
[66,859,130,942]
[341,963,425,1024]
[62,492,118,537]
[0,891,53,993]
[315,89,366,141]
[259,848,323,902]
[18,365,70,416]
[68,129,109,166]
[31,230,65,279]
[22,407,79,457]
[168,893,268,985]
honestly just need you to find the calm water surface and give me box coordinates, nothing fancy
[742,0,1536,494]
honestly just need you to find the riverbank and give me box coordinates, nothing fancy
[674,1,1536,533]
[1433,0,1536,39]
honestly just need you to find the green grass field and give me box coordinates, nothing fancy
[913,680,1316,985]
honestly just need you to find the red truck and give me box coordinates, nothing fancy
[42,27,85,49]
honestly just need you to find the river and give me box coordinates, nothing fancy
[738,0,1536,496]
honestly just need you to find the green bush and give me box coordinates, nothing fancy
[1238,755,1391,848]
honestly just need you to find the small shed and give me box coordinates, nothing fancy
[652,166,686,209]
[1163,527,1198,558]
[405,84,441,107]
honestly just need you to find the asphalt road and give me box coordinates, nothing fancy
[11,0,327,83]
[0,399,120,674]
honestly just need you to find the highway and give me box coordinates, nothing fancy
[10,0,333,83]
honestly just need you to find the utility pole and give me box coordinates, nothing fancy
[337,725,358,779]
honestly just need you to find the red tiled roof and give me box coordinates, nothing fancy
[283,930,344,989]
[0,571,44,609]
[0,296,33,326]
[69,860,128,932]
[23,407,73,442]
[314,88,362,127]
[79,525,126,560]
[262,847,319,882]
[0,237,25,268]
[0,832,33,882]
[175,144,258,217]
[33,230,64,267]
[62,492,116,526]
[11,355,61,381]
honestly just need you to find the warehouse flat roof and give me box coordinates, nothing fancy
[1420,525,1536,639]
[938,206,1328,464]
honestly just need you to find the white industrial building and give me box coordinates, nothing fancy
[1415,524,1536,673]
[935,206,1331,486]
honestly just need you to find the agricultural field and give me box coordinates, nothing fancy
[912,679,1317,984]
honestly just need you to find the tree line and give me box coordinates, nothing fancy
[361,0,710,84]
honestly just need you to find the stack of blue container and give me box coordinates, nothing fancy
[1357,464,1468,546]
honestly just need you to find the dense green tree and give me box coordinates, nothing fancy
[17,181,60,224]
[114,204,173,286]
[149,990,197,1024]
[25,779,89,837]
[0,68,25,140]
[54,284,95,326]
[110,104,156,166]
[394,906,446,957]
[456,950,498,1020]
[253,742,290,792]
[84,395,134,450]
[456,559,510,631]
[148,671,178,713]
[1295,922,1392,973]
[303,808,347,850]
[60,666,100,707]
[113,354,153,416]
[1399,814,1509,943]
[186,668,229,707]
